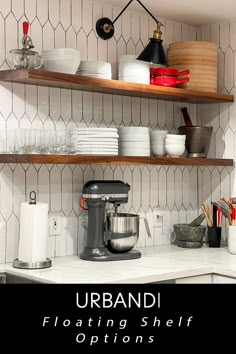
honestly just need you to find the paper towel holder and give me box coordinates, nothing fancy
[13,191,52,270]
[13,258,52,269]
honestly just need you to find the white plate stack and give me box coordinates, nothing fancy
[77,60,112,79]
[71,128,118,155]
[118,127,150,156]
[150,130,168,156]
[118,55,150,84]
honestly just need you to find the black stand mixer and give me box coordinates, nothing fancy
[80,180,141,261]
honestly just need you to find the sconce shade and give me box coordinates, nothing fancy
[137,38,167,65]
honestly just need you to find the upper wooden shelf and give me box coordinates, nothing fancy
[0,154,233,166]
[0,69,234,104]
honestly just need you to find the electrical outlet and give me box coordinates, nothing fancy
[49,214,62,236]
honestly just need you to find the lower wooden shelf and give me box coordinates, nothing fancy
[0,154,233,166]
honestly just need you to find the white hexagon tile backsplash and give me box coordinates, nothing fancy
[0,0,235,263]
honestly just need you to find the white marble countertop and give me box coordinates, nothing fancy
[1,244,236,283]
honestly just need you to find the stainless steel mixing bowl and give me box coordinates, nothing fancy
[178,126,213,157]
[106,213,139,252]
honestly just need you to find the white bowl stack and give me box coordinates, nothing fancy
[118,127,150,156]
[118,55,150,84]
[164,134,186,157]
[77,60,112,79]
[150,130,168,156]
[42,48,80,74]
[71,128,118,155]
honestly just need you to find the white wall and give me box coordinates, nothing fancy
[0,0,216,263]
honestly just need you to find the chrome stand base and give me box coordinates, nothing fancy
[13,258,52,269]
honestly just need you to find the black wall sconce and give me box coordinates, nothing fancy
[96,0,167,65]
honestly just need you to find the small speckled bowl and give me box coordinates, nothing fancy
[174,224,206,248]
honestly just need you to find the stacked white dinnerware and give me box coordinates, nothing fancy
[42,48,80,74]
[118,55,150,84]
[118,127,150,156]
[164,134,186,157]
[71,127,118,155]
[77,60,112,79]
[150,130,168,156]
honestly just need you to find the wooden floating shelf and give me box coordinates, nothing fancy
[0,154,233,166]
[0,69,234,104]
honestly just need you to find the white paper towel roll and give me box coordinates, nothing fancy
[18,202,48,263]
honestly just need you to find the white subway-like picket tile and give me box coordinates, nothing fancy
[31,17,43,54]
[159,167,167,209]
[6,214,19,262]
[12,0,24,21]
[55,23,66,48]
[131,97,141,126]
[62,166,73,217]
[142,166,150,212]
[26,85,37,121]
[43,21,55,51]
[103,94,113,126]
[174,168,183,210]
[0,0,11,18]
[60,89,72,124]
[0,215,6,263]
[157,100,166,129]
[123,166,133,211]
[173,22,181,42]
[13,165,25,219]
[5,13,17,67]
[201,24,211,41]
[0,164,13,220]
[87,30,98,60]
[37,0,48,25]
[202,168,212,203]
[0,83,12,118]
[66,211,78,255]
[108,38,117,79]
[25,0,36,23]
[0,15,5,67]
[211,23,220,46]
[49,88,60,121]
[167,168,175,209]
[225,47,234,92]
[112,95,122,126]
[50,165,62,212]
[49,0,60,28]
[220,22,230,53]
[122,10,131,43]
[26,165,38,198]
[38,165,50,205]
[72,0,81,32]
[82,92,93,125]
[82,0,92,35]
[211,168,221,202]
[60,0,71,31]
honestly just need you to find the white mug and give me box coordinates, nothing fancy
[227,226,236,255]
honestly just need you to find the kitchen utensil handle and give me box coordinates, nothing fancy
[176,77,189,84]
[213,203,217,227]
[23,22,29,35]
[144,218,152,238]
[181,107,193,127]
[79,197,88,210]
[177,69,190,76]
